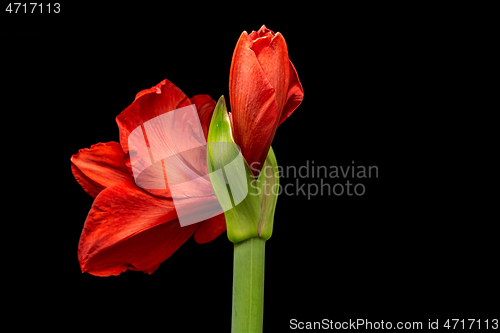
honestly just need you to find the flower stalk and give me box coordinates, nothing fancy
[207,96,279,332]
[232,237,266,333]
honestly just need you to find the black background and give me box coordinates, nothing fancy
[3,3,497,331]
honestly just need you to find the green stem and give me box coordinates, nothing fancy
[231,237,266,333]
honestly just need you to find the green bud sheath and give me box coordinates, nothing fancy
[207,96,279,243]
[254,145,279,240]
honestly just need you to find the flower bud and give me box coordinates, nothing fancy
[207,96,278,243]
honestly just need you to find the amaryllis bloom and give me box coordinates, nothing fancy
[229,25,304,175]
[71,79,225,277]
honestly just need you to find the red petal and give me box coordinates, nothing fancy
[250,36,271,56]
[71,142,131,198]
[254,32,290,114]
[194,213,226,244]
[248,26,290,112]
[278,60,304,126]
[229,31,279,175]
[78,178,198,276]
[116,79,192,199]
[249,25,274,41]
[116,79,191,158]
[134,80,164,101]
[190,94,216,141]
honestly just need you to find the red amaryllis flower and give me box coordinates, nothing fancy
[229,25,304,175]
[71,79,226,277]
